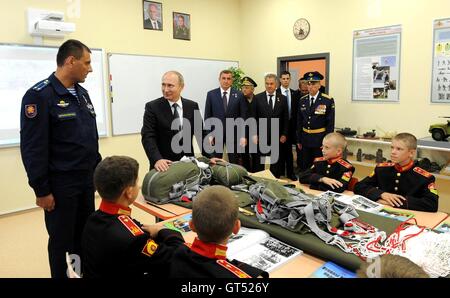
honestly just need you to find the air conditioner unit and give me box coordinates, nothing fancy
[27,8,76,38]
[32,20,76,37]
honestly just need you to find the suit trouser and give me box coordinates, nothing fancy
[280,140,295,177]
[298,146,323,172]
[45,171,95,278]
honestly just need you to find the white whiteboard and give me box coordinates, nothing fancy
[108,53,238,135]
[0,44,108,147]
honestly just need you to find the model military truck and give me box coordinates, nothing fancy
[429,117,450,141]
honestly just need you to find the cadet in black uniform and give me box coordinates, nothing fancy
[170,186,268,278]
[82,156,184,278]
[20,40,101,278]
[299,132,355,193]
[354,133,439,212]
[297,71,335,171]
[240,76,259,173]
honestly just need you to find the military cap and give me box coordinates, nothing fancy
[302,71,324,82]
[241,76,257,87]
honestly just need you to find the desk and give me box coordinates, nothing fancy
[251,170,449,229]
[133,191,190,222]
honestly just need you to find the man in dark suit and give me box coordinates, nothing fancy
[141,71,203,171]
[143,3,162,30]
[204,70,247,164]
[295,78,309,172]
[277,71,298,181]
[297,71,335,172]
[251,73,289,177]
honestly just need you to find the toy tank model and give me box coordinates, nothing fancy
[336,127,357,137]
[363,129,376,138]
[429,117,450,141]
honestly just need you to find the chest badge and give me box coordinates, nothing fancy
[57,100,70,108]
[315,104,327,114]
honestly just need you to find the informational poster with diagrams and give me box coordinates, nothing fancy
[352,25,401,102]
[431,18,450,103]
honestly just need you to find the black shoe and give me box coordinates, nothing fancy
[287,174,297,181]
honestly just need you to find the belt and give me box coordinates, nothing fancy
[303,127,326,134]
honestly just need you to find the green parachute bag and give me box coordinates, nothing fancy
[142,159,211,204]
[210,161,248,187]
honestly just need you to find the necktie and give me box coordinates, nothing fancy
[172,103,181,130]
[310,96,315,113]
[285,89,291,118]
[222,91,228,112]
[268,94,273,111]
[153,21,158,29]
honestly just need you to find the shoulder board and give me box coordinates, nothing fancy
[314,157,326,162]
[300,94,309,99]
[118,215,144,237]
[32,79,51,92]
[321,93,332,99]
[413,167,432,178]
[376,162,395,167]
[216,260,251,278]
[337,159,353,169]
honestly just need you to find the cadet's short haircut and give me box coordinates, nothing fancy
[219,70,233,78]
[324,132,347,150]
[393,133,417,150]
[94,156,139,202]
[280,70,291,77]
[56,39,91,67]
[264,73,278,81]
[357,255,428,278]
[192,185,238,243]
[163,70,184,87]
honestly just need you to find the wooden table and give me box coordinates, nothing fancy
[133,191,190,222]
[139,170,449,277]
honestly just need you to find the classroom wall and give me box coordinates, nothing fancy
[240,0,450,137]
[0,0,242,214]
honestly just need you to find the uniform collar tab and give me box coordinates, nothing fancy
[190,238,228,260]
[99,200,132,216]
[328,156,341,164]
[394,159,414,172]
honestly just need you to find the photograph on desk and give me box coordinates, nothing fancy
[309,261,356,278]
[227,227,302,272]
[376,207,415,222]
[434,219,450,234]
[163,214,192,233]
[318,191,383,213]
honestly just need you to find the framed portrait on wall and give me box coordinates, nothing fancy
[143,1,163,31]
[173,12,190,40]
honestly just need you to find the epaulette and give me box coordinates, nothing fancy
[118,215,144,236]
[32,79,50,92]
[321,93,332,99]
[216,260,251,278]
[314,157,326,162]
[413,167,432,178]
[376,162,395,167]
[337,159,353,169]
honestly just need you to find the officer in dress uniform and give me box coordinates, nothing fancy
[240,76,259,172]
[297,71,335,172]
[82,156,184,277]
[20,40,102,278]
[354,133,439,212]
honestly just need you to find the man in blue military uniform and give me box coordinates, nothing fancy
[20,39,101,278]
[297,71,335,172]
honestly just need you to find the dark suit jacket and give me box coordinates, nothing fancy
[204,87,247,145]
[277,87,299,144]
[144,18,162,30]
[252,91,289,146]
[141,97,202,169]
